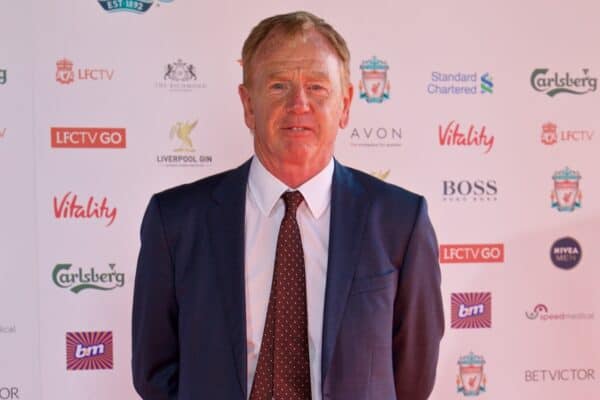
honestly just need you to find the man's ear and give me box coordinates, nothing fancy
[339,83,353,129]
[238,84,255,132]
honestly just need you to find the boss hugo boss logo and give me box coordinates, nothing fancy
[442,179,498,202]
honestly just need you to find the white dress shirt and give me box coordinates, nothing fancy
[245,156,333,400]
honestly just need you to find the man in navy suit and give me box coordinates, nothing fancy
[132,11,444,400]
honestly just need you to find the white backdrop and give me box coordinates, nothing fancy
[0,0,599,399]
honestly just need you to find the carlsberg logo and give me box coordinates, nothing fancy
[52,263,125,293]
[531,68,597,97]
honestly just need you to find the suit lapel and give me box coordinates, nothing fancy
[207,159,252,398]
[321,161,371,385]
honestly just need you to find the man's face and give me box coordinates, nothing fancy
[239,29,352,175]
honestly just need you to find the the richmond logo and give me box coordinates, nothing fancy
[541,122,594,146]
[55,58,114,85]
[349,127,402,147]
[358,56,390,103]
[530,68,597,97]
[52,263,125,293]
[51,127,126,148]
[443,179,497,202]
[427,71,494,95]
[457,352,487,397]
[53,192,117,226]
[0,68,6,85]
[525,303,593,321]
[155,59,207,92]
[156,120,213,167]
[440,244,504,264]
[451,292,492,329]
[550,237,582,270]
[98,0,173,13]
[66,331,113,370]
[551,167,581,212]
[438,121,494,153]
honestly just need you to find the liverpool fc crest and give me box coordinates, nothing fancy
[457,352,487,396]
[551,167,582,212]
[56,58,74,85]
[359,56,390,103]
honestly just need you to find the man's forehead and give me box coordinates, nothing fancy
[254,28,336,60]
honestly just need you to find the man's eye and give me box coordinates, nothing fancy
[270,83,286,90]
[308,84,327,92]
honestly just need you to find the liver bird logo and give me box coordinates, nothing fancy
[170,120,198,152]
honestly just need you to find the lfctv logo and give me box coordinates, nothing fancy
[440,244,504,263]
[51,127,126,148]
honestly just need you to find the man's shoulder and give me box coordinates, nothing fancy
[340,163,423,205]
[152,160,250,210]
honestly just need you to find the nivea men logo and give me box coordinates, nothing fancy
[531,68,597,96]
[550,237,582,270]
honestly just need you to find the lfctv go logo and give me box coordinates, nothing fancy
[51,127,126,149]
[440,244,504,263]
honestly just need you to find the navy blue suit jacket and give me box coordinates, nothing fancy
[132,159,444,400]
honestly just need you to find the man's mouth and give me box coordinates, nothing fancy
[282,126,313,132]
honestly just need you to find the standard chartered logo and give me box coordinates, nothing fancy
[52,263,125,293]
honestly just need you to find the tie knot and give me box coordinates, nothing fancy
[282,191,304,215]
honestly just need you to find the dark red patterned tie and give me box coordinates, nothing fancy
[250,191,312,400]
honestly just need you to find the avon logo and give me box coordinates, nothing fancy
[53,192,117,226]
[438,121,495,154]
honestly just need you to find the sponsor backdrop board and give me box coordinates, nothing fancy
[0,0,598,398]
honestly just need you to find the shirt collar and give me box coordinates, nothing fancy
[248,156,334,219]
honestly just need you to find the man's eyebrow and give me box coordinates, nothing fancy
[265,70,330,80]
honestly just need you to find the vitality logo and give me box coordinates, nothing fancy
[52,263,125,293]
[98,0,174,14]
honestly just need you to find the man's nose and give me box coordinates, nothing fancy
[286,85,310,113]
